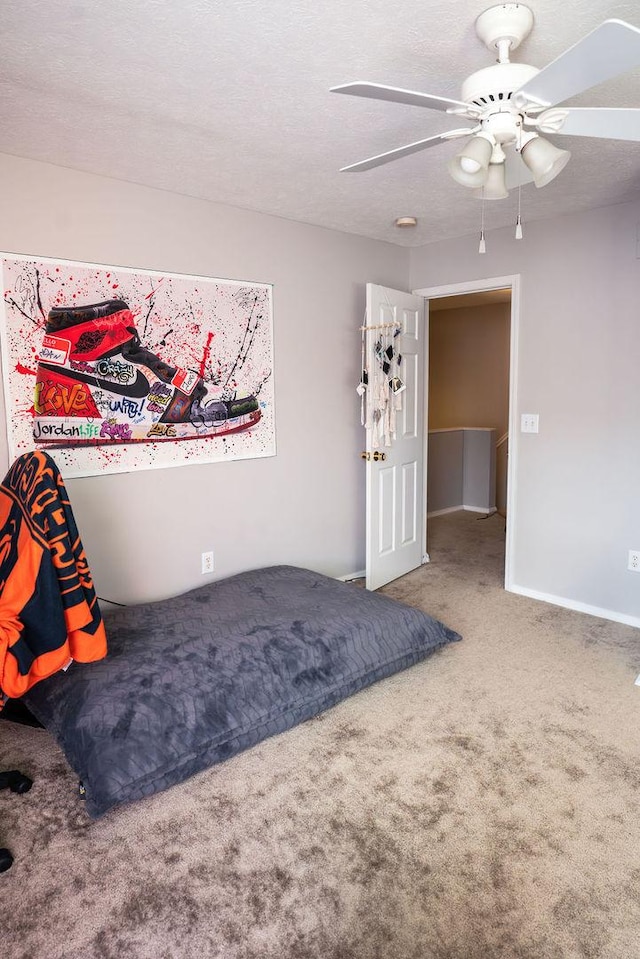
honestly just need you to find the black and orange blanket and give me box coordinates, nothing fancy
[0,450,107,706]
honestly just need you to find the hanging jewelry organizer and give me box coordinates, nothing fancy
[357,317,404,447]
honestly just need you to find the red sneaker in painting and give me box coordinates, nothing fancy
[33,299,261,445]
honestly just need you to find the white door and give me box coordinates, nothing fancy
[365,284,426,591]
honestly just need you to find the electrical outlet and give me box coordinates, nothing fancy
[628,550,640,573]
[201,550,214,575]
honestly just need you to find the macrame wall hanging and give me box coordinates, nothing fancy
[357,317,405,447]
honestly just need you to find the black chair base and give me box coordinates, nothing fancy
[0,770,33,794]
[0,770,33,872]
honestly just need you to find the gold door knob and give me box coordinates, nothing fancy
[360,451,370,461]
[372,451,387,462]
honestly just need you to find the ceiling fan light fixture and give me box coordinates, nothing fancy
[332,14,640,229]
[520,133,571,188]
[473,161,508,200]
[448,133,494,187]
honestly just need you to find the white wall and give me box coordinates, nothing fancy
[0,154,409,603]
[411,200,640,626]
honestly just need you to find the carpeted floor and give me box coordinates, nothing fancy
[1,510,639,959]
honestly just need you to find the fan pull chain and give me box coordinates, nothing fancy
[515,213,523,239]
[515,126,524,239]
[478,190,486,254]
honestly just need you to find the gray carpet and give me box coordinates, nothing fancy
[2,511,639,959]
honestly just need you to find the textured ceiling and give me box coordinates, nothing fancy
[1,0,640,247]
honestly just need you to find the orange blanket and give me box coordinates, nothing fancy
[0,450,107,705]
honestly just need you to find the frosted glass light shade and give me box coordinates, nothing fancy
[473,161,508,200]
[448,135,493,187]
[521,135,571,188]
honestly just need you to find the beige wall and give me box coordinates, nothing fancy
[0,153,409,604]
[428,301,510,434]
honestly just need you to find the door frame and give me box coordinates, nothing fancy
[412,274,521,591]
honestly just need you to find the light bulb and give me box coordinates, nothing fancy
[460,157,481,174]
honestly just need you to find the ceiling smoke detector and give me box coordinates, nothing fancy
[395,216,417,227]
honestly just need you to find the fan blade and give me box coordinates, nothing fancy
[515,19,640,108]
[551,107,640,141]
[504,149,535,190]
[339,129,475,172]
[331,82,474,115]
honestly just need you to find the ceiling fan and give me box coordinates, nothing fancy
[331,4,640,199]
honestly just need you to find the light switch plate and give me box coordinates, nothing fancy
[521,413,539,433]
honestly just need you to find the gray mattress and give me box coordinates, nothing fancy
[23,565,461,818]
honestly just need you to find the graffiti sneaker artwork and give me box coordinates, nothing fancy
[33,299,261,445]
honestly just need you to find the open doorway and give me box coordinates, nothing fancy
[413,275,520,590]
[426,289,511,576]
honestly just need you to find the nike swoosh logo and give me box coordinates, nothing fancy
[39,363,151,399]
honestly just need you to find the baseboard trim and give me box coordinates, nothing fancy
[338,570,365,583]
[339,558,431,581]
[427,505,497,518]
[427,506,461,518]
[508,584,640,630]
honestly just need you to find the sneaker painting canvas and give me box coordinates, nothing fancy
[0,254,275,477]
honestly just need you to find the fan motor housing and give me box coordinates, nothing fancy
[461,62,539,109]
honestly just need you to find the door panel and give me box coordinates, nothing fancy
[365,284,425,591]
[378,466,395,555]
[401,462,417,546]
